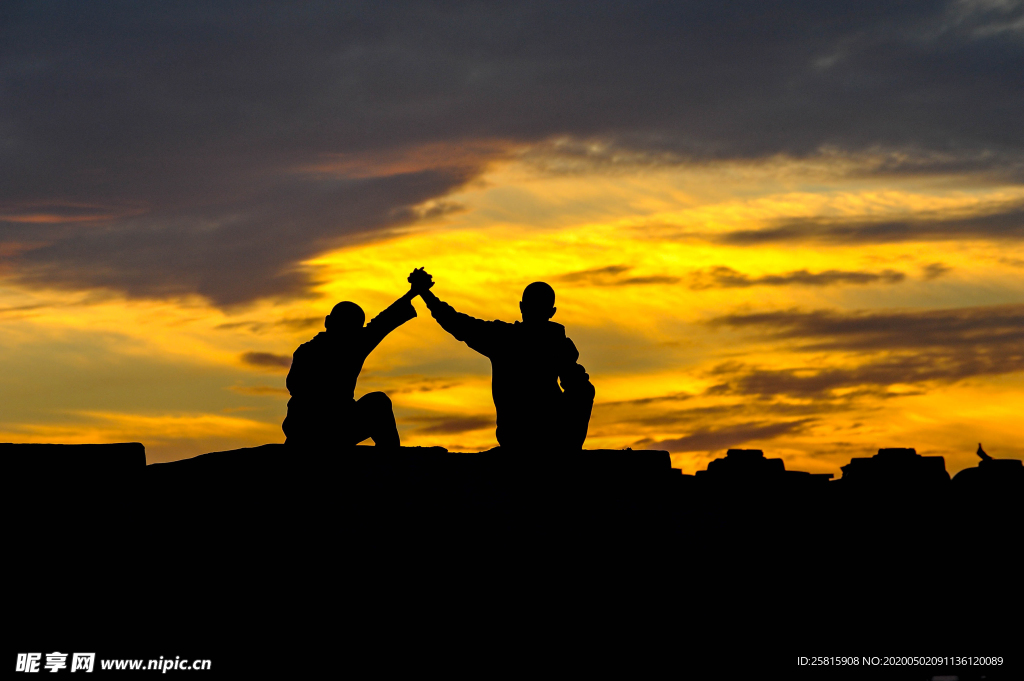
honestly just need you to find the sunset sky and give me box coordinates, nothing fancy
[2,1,1023,475]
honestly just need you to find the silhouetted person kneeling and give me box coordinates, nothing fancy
[412,271,595,451]
[282,271,431,449]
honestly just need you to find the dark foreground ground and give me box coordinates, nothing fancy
[7,443,1022,678]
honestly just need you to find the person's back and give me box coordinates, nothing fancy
[283,276,428,449]
[286,305,399,413]
[283,327,385,444]
[417,278,594,450]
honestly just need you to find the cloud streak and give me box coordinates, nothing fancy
[637,419,815,452]
[717,202,1024,246]
[688,266,906,289]
[217,316,322,334]
[406,415,495,435]
[711,304,1024,352]
[558,264,908,289]
[707,304,1024,397]
[240,351,292,370]
[555,265,680,286]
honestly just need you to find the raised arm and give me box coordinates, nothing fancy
[409,269,503,357]
[419,289,503,356]
[362,284,418,352]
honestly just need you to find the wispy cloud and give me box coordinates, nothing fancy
[706,304,1024,397]
[635,419,815,452]
[706,362,942,398]
[0,303,46,316]
[717,201,1024,245]
[922,262,952,280]
[596,391,693,408]
[688,266,905,289]
[387,376,463,394]
[229,385,288,396]
[405,415,495,435]
[555,265,679,286]
[217,317,322,334]
[0,410,279,445]
[710,304,1024,353]
[558,264,909,289]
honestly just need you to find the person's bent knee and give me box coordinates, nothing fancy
[360,391,393,409]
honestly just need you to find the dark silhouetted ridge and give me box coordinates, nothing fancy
[3,442,145,475]
[9,440,1021,678]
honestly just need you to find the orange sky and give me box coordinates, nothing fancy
[4,148,1023,475]
[4,3,1024,477]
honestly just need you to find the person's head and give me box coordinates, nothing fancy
[325,301,365,333]
[520,282,556,323]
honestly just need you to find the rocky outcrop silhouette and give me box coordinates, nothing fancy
[8,439,1021,678]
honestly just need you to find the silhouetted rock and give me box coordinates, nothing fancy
[583,448,671,476]
[700,447,782,477]
[9,438,1022,680]
[952,447,1024,495]
[2,442,146,476]
[838,447,949,489]
[695,448,833,488]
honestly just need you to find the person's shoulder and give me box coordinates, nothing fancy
[384,296,416,314]
[511,320,564,332]
[542,321,567,340]
[551,323,581,359]
[512,320,568,345]
[295,332,328,353]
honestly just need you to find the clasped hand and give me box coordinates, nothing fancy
[408,267,434,295]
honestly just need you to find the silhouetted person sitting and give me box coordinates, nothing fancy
[282,270,432,449]
[412,270,595,451]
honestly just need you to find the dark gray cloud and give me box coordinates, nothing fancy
[688,266,905,289]
[2,1,1022,304]
[636,419,814,452]
[922,262,952,280]
[707,304,1024,396]
[385,376,463,394]
[240,351,292,370]
[0,303,45,315]
[718,201,1024,245]
[4,168,476,306]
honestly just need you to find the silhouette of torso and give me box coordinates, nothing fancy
[423,294,593,449]
[282,298,415,443]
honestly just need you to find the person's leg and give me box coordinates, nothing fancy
[283,398,327,448]
[350,391,401,448]
[563,381,596,450]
